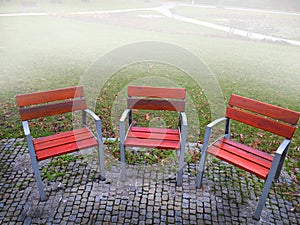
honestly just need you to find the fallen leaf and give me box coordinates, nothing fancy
[145,113,151,120]
[257,132,265,137]
[294,176,299,184]
[250,139,261,149]
[291,204,300,212]
[239,134,245,143]
[239,173,247,178]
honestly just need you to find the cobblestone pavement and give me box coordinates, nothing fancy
[0,138,299,224]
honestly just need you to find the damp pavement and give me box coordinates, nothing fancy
[0,138,299,224]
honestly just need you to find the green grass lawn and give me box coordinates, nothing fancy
[0,0,158,13]
[0,0,299,195]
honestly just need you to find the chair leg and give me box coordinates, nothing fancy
[253,176,274,220]
[196,125,213,189]
[94,119,106,181]
[120,142,126,182]
[97,141,106,181]
[177,148,185,186]
[196,150,207,189]
[26,135,46,201]
[253,154,281,220]
[30,155,46,201]
[177,122,187,186]
[177,117,188,186]
[119,120,127,181]
[32,160,46,201]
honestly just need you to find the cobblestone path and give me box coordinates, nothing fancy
[0,139,299,224]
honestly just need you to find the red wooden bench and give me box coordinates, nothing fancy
[16,86,105,201]
[119,86,188,186]
[196,94,300,220]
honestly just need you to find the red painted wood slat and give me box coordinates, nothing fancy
[128,86,186,99]
[33,129,95,151]
[229,94,300,125]
[207,145,270,179]
[130,127,179,135]
[213,140,272,169]
[125,127,180,149]
[221,138,274,161]
[35,138,98,161]
[16,86,85,107]
[33,128,89,144]
[128,130,180,141]
[128,98,185,111]
[226,107,296,139]
[125,137,180,150]
[19,99,87,120]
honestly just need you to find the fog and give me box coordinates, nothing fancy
[0,0,299,107]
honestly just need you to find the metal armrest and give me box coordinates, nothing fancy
[84,109,101,121]
[270,139,291,182]
[275,139,290,155]
[22,120,38,159]
[22,121,31,137]
[179,112,188,140]
[22,121,35,150]
[83,109,103,142]
[120,109,132,143]
[120,109,131,122]
[271,139,291,170]
[180,112,188,127]
[202,117,228,152]
[207,117,228,128]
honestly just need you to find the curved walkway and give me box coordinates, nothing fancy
[154,3,300,46]
[1,3,300,46]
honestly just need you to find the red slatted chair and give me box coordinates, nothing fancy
[16,86,105,201]
[196,94,300,220]
[119,86,188,186]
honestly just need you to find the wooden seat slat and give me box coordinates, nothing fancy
[33,128,89,144]
[35,137,98,161]
[125,137,180,150]
[212,139,273,169]
[207,145,270,179]
[128,130,180,141]
[220,138,274,161]
[33,128,95,151]
[130,127,179,135]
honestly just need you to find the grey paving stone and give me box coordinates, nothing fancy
[0,138,299,224]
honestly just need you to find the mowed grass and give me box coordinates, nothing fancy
[0,4,299,189]
[0,0,157,13]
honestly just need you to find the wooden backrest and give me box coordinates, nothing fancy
[226,94,300,139]
[127,86,186,112]
[16,86,87,121]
